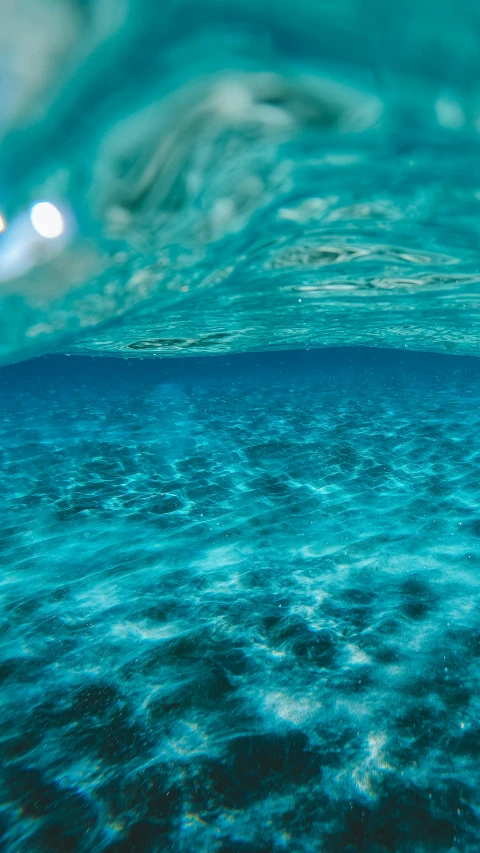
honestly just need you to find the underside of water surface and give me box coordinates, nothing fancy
[1,0,480,364]
[2,1,480,852]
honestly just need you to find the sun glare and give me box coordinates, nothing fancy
[30,202,65,239]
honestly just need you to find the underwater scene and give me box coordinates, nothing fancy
[2,0,480,850]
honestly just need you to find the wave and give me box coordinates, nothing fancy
[1,1,480,364]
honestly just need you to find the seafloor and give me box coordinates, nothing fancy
[1,348,480,852]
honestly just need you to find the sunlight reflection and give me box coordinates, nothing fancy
[30,201,65,239]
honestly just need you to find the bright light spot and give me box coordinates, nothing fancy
[30,202,65,239]
[0,215,6,234]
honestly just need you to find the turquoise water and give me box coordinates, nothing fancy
[2,351,480,851]
[2,1,480,851]
[2,1,480,364]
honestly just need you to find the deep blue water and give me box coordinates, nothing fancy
[1,348,480,851]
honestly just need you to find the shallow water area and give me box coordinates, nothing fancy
[1,348,480,851]
[3,1,480,849]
